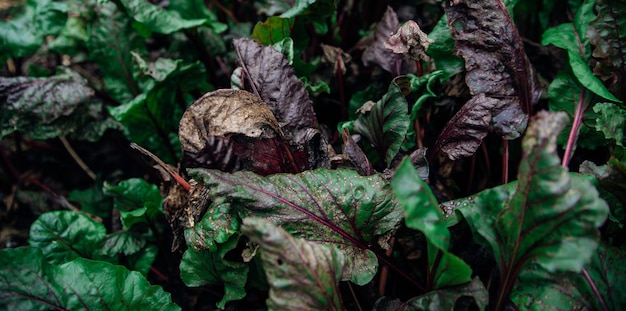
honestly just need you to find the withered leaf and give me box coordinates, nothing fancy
[321,43,351,75]
[342,128,374,176]
[233,38,318,144]
[362,6,417,75]
[179,89,304,175]
[444,0,541,142]
[384,20,434,62]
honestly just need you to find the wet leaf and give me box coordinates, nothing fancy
[186,167,404,285]
[179,247,248,308]
[362,6,417,75]
[242,218,344,311]
[0,75,119,141]
[352,78,410,166]
[432,94,494,160]
[457,111,609,309]
[28,211,109,265]
[0,247,180,311]
[444,0,541,140]
[593,103,626,146]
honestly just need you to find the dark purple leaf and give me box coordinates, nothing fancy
[443,0,541,143]
[432,94,495,160]
[362,6,417,75]
[233,38,318,144]
[342,128,374,176]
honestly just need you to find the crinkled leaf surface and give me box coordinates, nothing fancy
[511,266,590,311]
[179,247,248,309]
[87,1,145,103]
[187,167,404,285]
[352,78,410,166]
[0,0,67,59]
[393,158,472,289]
[580,158,626,228]
[593,103,626,146]
[233,38,318,143]
[0,75,120,141]
[432,94,495,160]
[101,229,146,257]
[374,277,488,311]
[112,0,224,34]
[444,0,540,140]
[458,111,608,288]
[242,218,344,311]
[362,6,416,75]
[0,247,180,311]
[28,211,109,265]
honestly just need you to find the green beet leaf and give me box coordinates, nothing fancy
[427,15,464,81]
[241,217,344,311]
[352,78,410,167]
[187,167,404,285]
[458,111,609,310]
[112,0,226,35]
[68,181,113,218]
[393,158,472,289]
[0,0,67,60]
[511,266,591,311]
[252,16,294,45]
[0,246,180,310]
[28,211,110,264]
[374,277,488,311]
[180,247,248,308]
[87,1,146,103]
[593,103,626,146]
[103,178,163,229]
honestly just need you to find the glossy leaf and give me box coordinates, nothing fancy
[242,218,344,310]
[352,78,410,166]
[393,158,472,289]
[179,247,248,308]
[444,0,540,140]
[0,75,120,141]
[28,211,108,265]
[0,247,180,311]
[187,167,404,285]
[594,103,626,146]
[427,15,464,81]
[458,111,609,309]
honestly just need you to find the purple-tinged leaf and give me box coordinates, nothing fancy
[432,94,495,160]
[444,0,541,141]
[186,167,404,285]
[241,218,344,310]
[457,111,609,310]
[362,6,417,75]
[233,38,318,143]
[384,20,434,62]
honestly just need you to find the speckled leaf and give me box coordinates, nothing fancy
[187,168,404,285]
[593,103,626,146]
[0,247,180,311]
[242,218,344,311]
[28,211,108,265]
[179,247,248,309]
[444,0,541,139]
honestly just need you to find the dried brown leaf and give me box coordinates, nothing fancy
[384,20,434,62]
[342,128,374,176]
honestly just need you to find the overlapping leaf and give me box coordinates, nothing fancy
[458,111,609,309]
[242,218,344,310]
[186,167,404,285]
[438,0,541,160]
[0,247,179,311]
[103,178,163,229]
